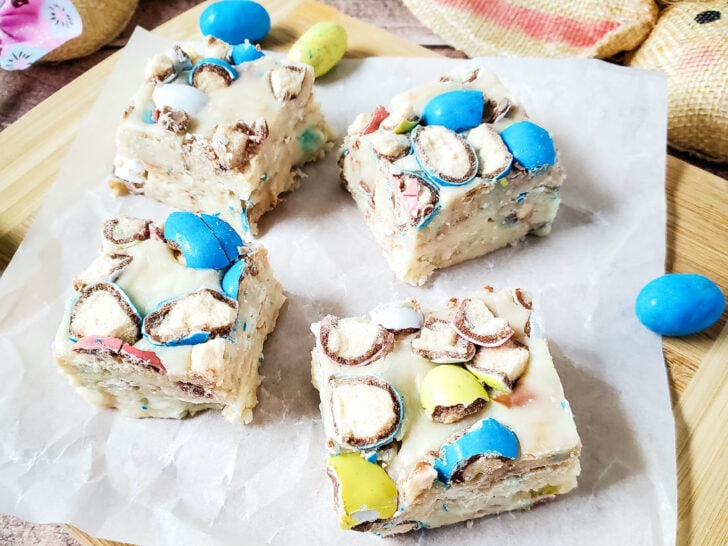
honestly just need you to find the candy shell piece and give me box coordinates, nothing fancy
[142,288,238,346]
[288,21,348,77]
[411,125,478,187]
[329,376,404,450]
[199,213,243,262]
[420,364,489,424]
[199,1,271,45]
[152,84,208,116]
[421,89,484,133]
[231,40,264,64]
[222,259,247,300]
[164,211,241,270]
[326,453,398,530]
[635,273,725,336]
[370,301,424,333]
[189,58,238,92]
[433,418,519,484]
[500,120,556,173]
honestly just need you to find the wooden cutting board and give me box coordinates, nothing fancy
[0,1,725,544]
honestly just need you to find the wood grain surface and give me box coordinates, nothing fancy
[0,1,725,545]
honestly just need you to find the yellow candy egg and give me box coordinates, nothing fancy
[288,22,347,77]
[326,453,398,529]
[420,364,489,423]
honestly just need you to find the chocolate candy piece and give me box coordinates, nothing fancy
[411,125,478,186]
[318,315,394,366]
[451,297,514,347]
[268,65,306,102]
[288,21,347,77]
[329,376,403,449]
[420,364,489,424]
[422,89,485,133]
[466,339,530,393]
[231,40,264,64]
[433,418,519,484]
[142,288,238,346]
[635,273,725,336]
[370,301,423,334]
[69,282,142,345]
[326,453,398,530]
[189,58,238,92]
[152,84,208,116]
[500,120,556,173]
[102,216,151,249]
[411,316,476,364]
[163,212,242,270]
[466,123,513,179]
[199,1,271,44]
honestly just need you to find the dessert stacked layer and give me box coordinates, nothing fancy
[340,68,565,285]
[53,213,285,423]
[311,287,581,535]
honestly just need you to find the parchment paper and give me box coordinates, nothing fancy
[0,29,675,545]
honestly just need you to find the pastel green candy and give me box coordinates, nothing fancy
[327,453,398,530]
[288,22,347,77]
[420,365,489,418]
[391,117,419,134]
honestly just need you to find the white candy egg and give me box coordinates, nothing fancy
[370,302,424,332]
[152,84,208,115]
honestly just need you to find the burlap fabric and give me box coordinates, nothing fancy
[628,1,727,161]
[402,0,658,58]
[42,0,138,61]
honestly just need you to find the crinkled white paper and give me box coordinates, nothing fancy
[0,29,675,545]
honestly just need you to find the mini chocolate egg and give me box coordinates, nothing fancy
[163,212,242,270]
[420,364,489,424]
[433,418,519,484]
[421,90,485,133]
[68,282,142,345]
[231,40,264,64]
[411,125,478,186]
[152,84,208,115]
[199,1,271,45]
[499,120,556,173]
[636,273,725,336]
[142,288,238,346]
[288,21,348,77]
[222,259,247,300]
[188,58,238,91]
[326,453,398,530]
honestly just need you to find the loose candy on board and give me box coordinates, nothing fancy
[636,273,725,336]
[287,21,348,77]
[199,1,271,45]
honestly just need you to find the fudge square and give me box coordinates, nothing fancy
[340,68,566,285]
[52,213,285,424]
[310,287,581,536]
[112,37,334,234]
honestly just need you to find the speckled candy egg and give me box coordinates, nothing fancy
[500,120,556,172]
[288,21,348,77]
[199,1,271,45]
[163,212,243,270]
[421,90,484,133]
[636,273,725,336]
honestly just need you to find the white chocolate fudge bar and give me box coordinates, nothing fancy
[52,213,285,423]
[112,38,334,233]
[311,288,580,535]
[340,69,566,285]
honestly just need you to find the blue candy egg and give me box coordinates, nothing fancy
[500,120,556,173]
[421,90,484,133]
[199,1,271,45]
[433,418,518,484]
[164,212,242,270]
[636,273,725,336]
[188,58,238,85]
[222,259,247,300]
[231,41,265,64]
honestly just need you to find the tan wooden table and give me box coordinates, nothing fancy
[0,1,726,544]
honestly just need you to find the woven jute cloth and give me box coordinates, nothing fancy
[402,0,658,58]
[628,0,728,161]
[42,0,138,61]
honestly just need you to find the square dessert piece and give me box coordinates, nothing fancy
[112,37,334,234]
[340,69,566,285]
[52,213,285,423]
[310,287,580,536]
